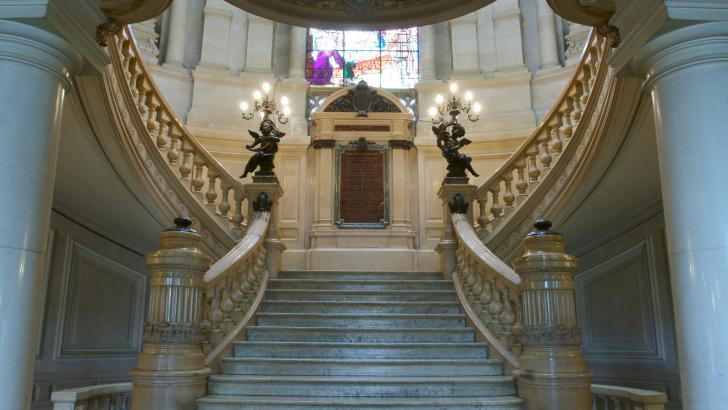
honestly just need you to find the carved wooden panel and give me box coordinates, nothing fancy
[334,142,389,228]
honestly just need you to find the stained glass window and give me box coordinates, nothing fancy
[306,28,419,89]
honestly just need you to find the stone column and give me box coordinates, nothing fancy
[535,0,560,68]
[514,220,592,409]
[228,9,249,74]
[198,0,233,71]
[436,184,477,278]
[288,25,307,80]
[493,0,527,73]
[418,24,437,81]
[164,0,189,67]
[244,183,285,278]
[130,217,212,410]
[476,6,497,74]
[450,13,481,78]
[0,20,81,410]
[630,22,728,409]
[245,15,275,73]
[309,141,336,247]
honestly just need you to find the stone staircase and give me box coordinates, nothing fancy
[197,270,523,409]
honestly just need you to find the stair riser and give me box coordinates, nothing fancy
[256,316,466,328]
[262,301,461,314]
[246,328,475,343]
[279,272,443,281]
[266,291,456,302]
[198,401,522,410]
[233,344,489,359]
[207,379,517,397]
[219,361,503,377]
[269,281,452,291]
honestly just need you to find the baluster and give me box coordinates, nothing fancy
[136,77,150,120]
[512,297,523,358]
[580,66,592,106]
[220,278,234,333]
[231,191,245,238]
[477,197,490,240]
[470,269,484,314]
[156,113,170,151]
[588,46,599,89]
[218,184,232,225]
[200,291,211,351]
[527,145,541,191]
[179,143,194,179]
[559,99,574,140]
[167,130,181,166]
[206,169,219,210]
[208,287,223,348]
[487,280,503,337]
[127,58,141,100]
[489,184,502,226]
[191,155,205,200]
[502,171,515,215]
[571,85,584,125]
[538,130,552,171]
[515,160,528,204]
[146,94,160,137]
[499,288,516,350]
[549,119,563,157]
[120,40,132,80]
[479,277,493,325]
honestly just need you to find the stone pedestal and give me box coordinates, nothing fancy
[514,220,592,410]
[0,20,82,410]
[244,183,285,278]
[130,217,212,410]
[436,183,476,278]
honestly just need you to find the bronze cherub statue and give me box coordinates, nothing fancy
[240,119,285,179]
[434,122,479,182]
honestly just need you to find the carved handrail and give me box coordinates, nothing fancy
[475,31,610,240]
[450,212,522,369]
[202,210,271,365]
[108,27,249,242]
[51,382,132,410]
[592,384,668,409]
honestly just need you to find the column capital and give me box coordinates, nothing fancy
[608,0,728,77]
[0,20,83,89]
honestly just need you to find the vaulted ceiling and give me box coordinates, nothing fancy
[225,0,497,29]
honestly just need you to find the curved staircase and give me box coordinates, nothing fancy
[198,270,522,409]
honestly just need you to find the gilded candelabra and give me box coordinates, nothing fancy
[239,81,291,124]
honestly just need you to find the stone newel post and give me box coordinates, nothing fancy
[514,220,592,409]
[131,217,212,410]
[436,184,476,278]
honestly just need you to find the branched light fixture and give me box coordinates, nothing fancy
[239,82,291,124]
[428,82,482,126]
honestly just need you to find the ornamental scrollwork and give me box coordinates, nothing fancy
[143,322,204,345]
[520,325,582,347]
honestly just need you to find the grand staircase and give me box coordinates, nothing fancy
[197,270,523,409]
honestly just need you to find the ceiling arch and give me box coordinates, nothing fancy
[225,0,497,30]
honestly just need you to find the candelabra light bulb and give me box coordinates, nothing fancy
[435,94,444,104]
[464,91,473,101]
[262,82,271,93]
[283,106,291,116]
[449,83,458,94]
[280,96,290,106]
[428,106,437,118]
[473,102,482,113]
[253,90,262,100]
[239,101,248,111]
[259,111,265,119]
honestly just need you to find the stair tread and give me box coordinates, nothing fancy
[269,289,456,294]
[270,279,452,284]
[263,300,459,305]
[257,313,465,319]
[199,395,522,404]
[210,375,514,383]
[221,357,500,364]
[234,341,488,347]
[249,326,472,331]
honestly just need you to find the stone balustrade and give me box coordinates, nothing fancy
[109,28,249,239]
[592,384,668,410]
[475,31,609,240]
[51,383,132,410]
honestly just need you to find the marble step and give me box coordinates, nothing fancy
[261,300,462,314]
[279,271,443,281]
[197,395,523,409]
[246,326,475,343]
[266,289,457,302]
[218,357,503,377]
[255,313,466,328]
[268,279,453,291]
[206,375,517,397]
[233,341,490,359]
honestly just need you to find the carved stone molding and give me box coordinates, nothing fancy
[143,323,204,345]
[520,325,583,347]
[311,139,336,149]
[389,140,413,150]
[324,84,401,115]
